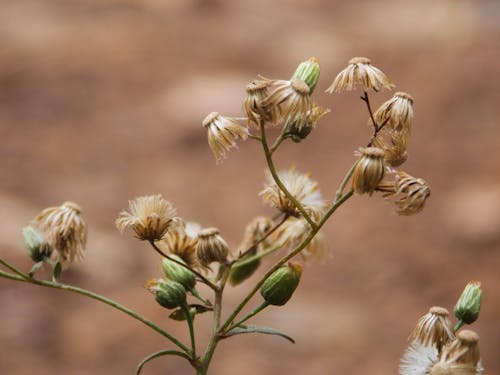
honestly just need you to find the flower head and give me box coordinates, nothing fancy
[326,57,394,93]
[202,112,248,163]
[399,342,439,375]
[159,221,201,268]
[378,171,431,215]
[260,168,326,221]
[373,131,409,167]
[373,92,414,134]
[238,216,273,253]
[410,306,455,350]
[244,78,280,126]
[287,103,330,142]
[352,147,386,195]
[261,79,312,129]
[32,201,87,263]
[196,227,229,267]
[116,194,178,241]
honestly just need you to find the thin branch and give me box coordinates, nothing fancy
[0,258,28,279]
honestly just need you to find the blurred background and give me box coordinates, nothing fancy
[0,0,498,374]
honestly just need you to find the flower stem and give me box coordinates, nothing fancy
[0,264,190,354]
[224,302,269,333]
[182,303,197,360]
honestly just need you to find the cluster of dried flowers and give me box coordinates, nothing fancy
[400,281,483,375]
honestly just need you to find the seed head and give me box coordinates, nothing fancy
[202,112,248,163]
[410,306,455,351]
[399,342,439,375]
[196,227,229,267]
[326,57,394,93]
[352,147,386,195]
[116,194,178,241]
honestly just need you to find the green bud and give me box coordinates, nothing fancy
[229,250,261,286]
[285,104,330,143]
[454,281,482,325]
[291,57,320,94]
[22,226,51,262]
[162,255,196,291]
[260,262,302,306]
[151,279,187,310]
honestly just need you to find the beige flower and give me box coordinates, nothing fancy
[238,216,273,253]
[399,342,439,375]
[32,201,88,263]
[260,168,326,221]
[326,57,394,93]
[116,194,178,241]
[373,131,409,167]
[373,92,414,134]
[410,306,454,350]
[261,79,312,128]
[352,147,386,195]
[378,171,431,215]
[272,217,327,261]
[196,227,229,267]
[244,78,280,126]
[202,112,248,163]
[159,221,201,268]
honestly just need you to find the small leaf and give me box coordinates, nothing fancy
[169,304,211,321]
[28,261,43,278]
[136,350,190,375]
[222,324,295,344]
[52,261,62,282]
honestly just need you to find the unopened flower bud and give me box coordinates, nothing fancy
[454,281,482,325]
[229,250,261,286]
[196,228,229,267]
[287,104,330,143]
[261,262,302,306]
[162,255,196,291]
[292,57,321,94]
[22,225,51,262]
[147,279,186,309]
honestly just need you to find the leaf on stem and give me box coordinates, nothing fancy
[169,304,212,321]
[136,350,191,375]
[222,324,295,344]
[52,261,62,282]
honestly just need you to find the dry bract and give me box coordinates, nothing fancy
[196,227,229,267]
[202,112,249,163]
[326,57,394,93]
[32,201,88,263]
[379,171,431,215]
[352,147,386,195]
[410,306,455,350]
[116,194,178,241]
[159,221,201,268]
[260,168,326,220]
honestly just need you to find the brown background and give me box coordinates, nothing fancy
[0,0,498,374]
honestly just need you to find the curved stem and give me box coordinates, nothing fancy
[260,121,317,229]
[148,241,218,291]
[182,303,197,360]
[136,350,192,375]
[454,320,465,333]
[0,266,190,353]
[270,131,288,154]
[220,189,354,332]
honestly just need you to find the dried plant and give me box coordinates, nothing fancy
[0,57,485,375]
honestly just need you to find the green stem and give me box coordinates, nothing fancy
[225,302,269,333]
[233,244,282,268]
[220,189,354,332]
[0,266,190,353]
[182,303,197,360]
[136,350,192,375]
[334,161,358,202]
[270,131,288,154]
[260,121,317,229]
[190,288,212,307]
[454,320,465,332]
[0,258,28,279]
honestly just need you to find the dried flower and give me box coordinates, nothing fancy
[202,112,248,163]
[159,221,201,268]
[326,57,394,93]
[352,147,386,195]
[373,92,414,134]
[410,306,454,350]
[244,78,279,126]
[378,171,431,215]
[32,201,87,263]
[272,217,327,261]
[430,330,482,375]
[454,281,482,325]
[261,79,312,129]
[291,57,321,94]
[287,103,330,142]
[260,168,326,221]
[399,342,439,375]
[373,131,409,167]
[196,227,229,267]
[116,194,178,241]
[238,216,273,253]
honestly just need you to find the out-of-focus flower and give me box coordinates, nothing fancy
[260,168,326,221]
[32,201,87,263]
[430,330,482,375]
[159,221,201,268]
[196,227,229,267]
[261,79,312,129]
[378,171,431,215]
[399,342,439,375]
[202,112,248,163]
[287,103,330,142]
[352,147,386,195]
[272,217,327,262]
[238,216,273,253]
[326,57,394,93]
[410,306,454,350]
[244,78,279,126]
[116,194,178,241]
